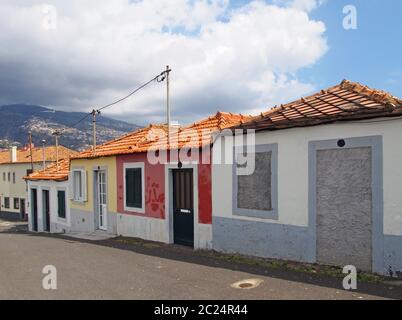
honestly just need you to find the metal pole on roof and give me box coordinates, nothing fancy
[52,130,60,172]
[91,109,100,154]
[166,65,171,147]
[42,140,46,170]
[28,132,34,172]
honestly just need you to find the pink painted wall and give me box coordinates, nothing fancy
[115,151,212,224]
[116,153,165,219]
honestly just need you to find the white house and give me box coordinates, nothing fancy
[212,80,402,276]
[0,144,77,219]
[25,159,71,233]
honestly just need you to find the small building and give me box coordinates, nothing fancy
[25,159,71,233]
[212,80,402,276]
[68,112,249,248]
[0,145,77,219]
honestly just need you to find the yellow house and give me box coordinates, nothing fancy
[69,156,117,234]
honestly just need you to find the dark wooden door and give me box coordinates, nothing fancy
[173,169,194,247]
[20,199,26,220]
[31,189,38,232]
[43,190,50,232]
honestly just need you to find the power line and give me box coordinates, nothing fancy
[97,70,168,112]
[54,68,169,136]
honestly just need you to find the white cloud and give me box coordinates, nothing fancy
[0,0,328,125]
[273,0,325,12]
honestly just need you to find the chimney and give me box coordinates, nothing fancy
[10,146,17,163]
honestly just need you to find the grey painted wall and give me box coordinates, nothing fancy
[213,216,311,262]
[384,235,402,277]
[316,147,373,271]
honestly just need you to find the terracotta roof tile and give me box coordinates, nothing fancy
[234,80,402,131]
[25,158,70,182]
[72,112,252,160]
[0,145,78,165]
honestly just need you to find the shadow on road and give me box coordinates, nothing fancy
[1,218,401,300]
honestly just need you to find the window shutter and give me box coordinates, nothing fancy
[125,168,142,209]
[68,171,74,200]
[81,170,87,202]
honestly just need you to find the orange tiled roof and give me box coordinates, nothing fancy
[143,111,252,151]
[25,158,70,182]
[234,80,402,131]
[0,145,78,165]
[72,112,252,160]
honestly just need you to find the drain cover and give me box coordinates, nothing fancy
[231,279,263,290]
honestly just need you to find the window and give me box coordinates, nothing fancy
[12,172,16,184]
[13,198,19,210]
[2,172,5,181]
[57,190,66,219]
[4,197,10,209]
[7,172,10,182]
[124,164,144,212]
[233,144,278,219]
[71,170,86,202]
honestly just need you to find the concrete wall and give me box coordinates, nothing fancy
[27,180,70,233]
[212,118,402,275]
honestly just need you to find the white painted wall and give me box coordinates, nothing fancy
[212,117,402,237]
[0,162,43,213]
[27,180,70,233]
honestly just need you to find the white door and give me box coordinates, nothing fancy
[97,171,107,230]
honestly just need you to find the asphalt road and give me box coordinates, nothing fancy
[0,219,399,300]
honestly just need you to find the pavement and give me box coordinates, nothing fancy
[0,217,401,300]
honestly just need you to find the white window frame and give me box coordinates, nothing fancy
[71,169,87,203]
[123,162,145,214]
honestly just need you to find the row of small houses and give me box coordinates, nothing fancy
[25,80,402,276]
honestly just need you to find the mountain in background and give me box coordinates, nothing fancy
[0,104,141,151]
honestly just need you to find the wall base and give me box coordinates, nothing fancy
[213,217,311,263]
[117,213,168,243]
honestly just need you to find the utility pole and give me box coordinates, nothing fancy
[42,140,46,169]
[28,131,34,172]
[52,130,60,171]
[166,65,171,146]
[92,109,100,153]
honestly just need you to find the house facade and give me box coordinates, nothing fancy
[26,159,71,233]
[0,145,77,219]
[212,80,402,276]
[69,156,118,234]
[66,113,249,248]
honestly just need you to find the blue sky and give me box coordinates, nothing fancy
[300,0,402,97]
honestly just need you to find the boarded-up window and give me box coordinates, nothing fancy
[57,191,66,219]
[237,151,272,211]
[125,168,142,209]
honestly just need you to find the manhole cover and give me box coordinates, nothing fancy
[231,279,263,290]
